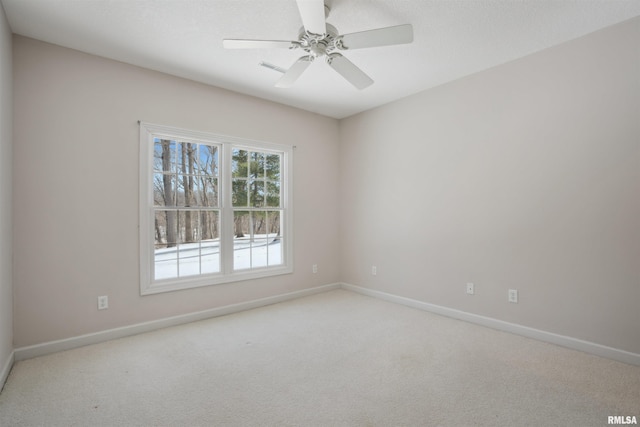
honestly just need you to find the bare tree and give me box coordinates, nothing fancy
[198,145,218,241]
[161,140,177,248]
[181,143,197,243]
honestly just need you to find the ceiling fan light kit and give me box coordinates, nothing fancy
[223,0,413,90]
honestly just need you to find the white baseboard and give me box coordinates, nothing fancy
[12,282,639,367]
[1,349,14,392]
[14,283,341,361]
[341,283,640,366]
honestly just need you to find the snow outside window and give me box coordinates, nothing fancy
[139,122,293,295]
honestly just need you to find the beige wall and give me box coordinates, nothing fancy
[0,3,13,376]
[339,18,640,354]
[10,17,640,356]
[12,36,340,348]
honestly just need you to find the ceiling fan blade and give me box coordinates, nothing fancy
[326,53,373,90]
[223,39,297,49]
[339,24,413,50]
[275,56,314,88]
[295,0,326,35]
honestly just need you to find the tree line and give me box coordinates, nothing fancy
[154,141,282,249]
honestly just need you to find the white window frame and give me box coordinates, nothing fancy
[139,122,293,295]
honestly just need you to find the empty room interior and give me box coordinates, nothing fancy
[0,0,639,425]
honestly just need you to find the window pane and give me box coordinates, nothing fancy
[198,144,218,176]
[267,211,283,266]
[201,246,220,274]
[153,138,163,172]
[190,176,203,206]
[251,242,269,268]
[252,211,267,236]
[177,245,198,276]
[232,179,248,207]
[201,210,220,241]
[154,139,176,173]
[234,210,249,239]
[251,211,269,268]
[178,243,200,277]
[177,142,198,174]
[266,154,280,180]
[267,211,281,239]
[267,238,282,266]
[178,210,199,244]
[154,209,178,280]
[232,149,248,178]
[249,180,265,207]
[179,174,198,207]
[250,152,265,178]
[233,211,251,270]
[266,181,280,207]
[201,176,218,207]
[201,210,220,274]
[154,173,176,207]
[155,210,177,248]
[155,256,177,281]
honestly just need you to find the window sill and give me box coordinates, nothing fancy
[141,266,294,295]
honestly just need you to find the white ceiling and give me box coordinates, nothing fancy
[3,0,640,119]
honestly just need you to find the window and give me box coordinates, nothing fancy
[140,122,292,295]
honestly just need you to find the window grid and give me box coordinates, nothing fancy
[152,138,221,281]
[231,148,284,271]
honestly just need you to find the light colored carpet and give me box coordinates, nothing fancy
[1,289,638,426]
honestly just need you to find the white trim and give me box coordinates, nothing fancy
[221,143,234,275]
[141,265,294,295]
[139,122,153,291]
[1,350,14,392]
[341,283,640,366]
[14,283,341,361]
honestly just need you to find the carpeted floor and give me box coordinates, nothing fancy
[1,289,638,426]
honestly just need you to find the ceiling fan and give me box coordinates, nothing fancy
[222,0,413,90]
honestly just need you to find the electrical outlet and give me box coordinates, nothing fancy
[371,266,377,276]
[312,264,318,274]
[98,295,109,310]
[508,289,518,304]
[466,283,474,295]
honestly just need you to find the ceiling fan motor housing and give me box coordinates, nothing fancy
[297,23,343,59]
